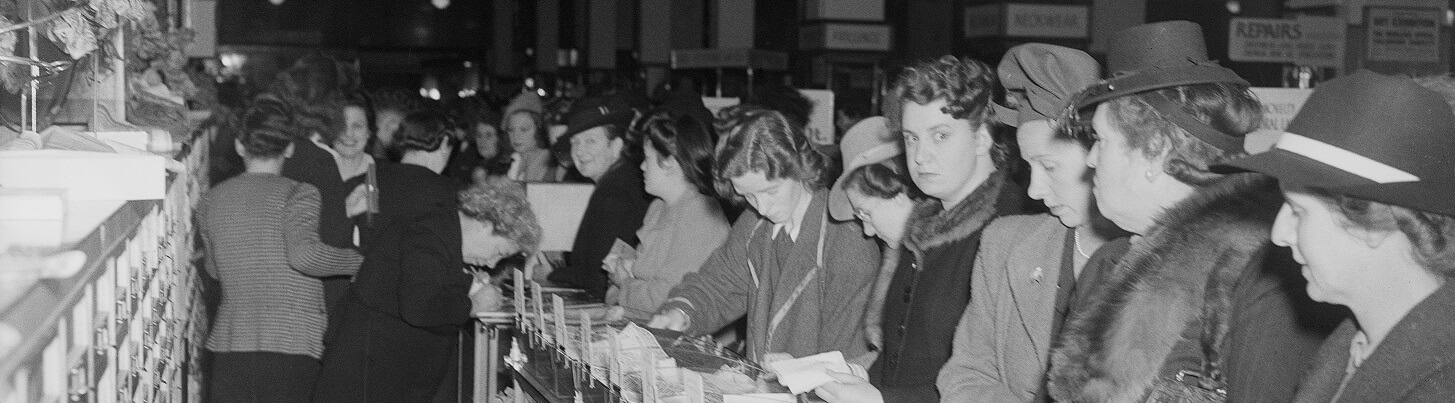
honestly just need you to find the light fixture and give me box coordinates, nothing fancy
[269,0,284,5]
[1225,0,1240,14]
[432,0,449,9]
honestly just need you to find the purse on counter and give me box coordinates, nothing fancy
[1144,270,1230,403]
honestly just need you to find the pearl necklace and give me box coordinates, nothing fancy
[1073,227,1092,259]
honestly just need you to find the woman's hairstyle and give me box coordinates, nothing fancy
[635,110,717,196]
[459,176,543,255]
[506,109,550,150]
[270,54,356,142]
[368,87,424,115]
[713,105,828,198]
[1311,188,1455,277]
[883,55,1011,168]
[1099,82,1262,187]
[842,156,919,201]
[334,91,380,153]
[238,95,297,159]
[389,110,460,154]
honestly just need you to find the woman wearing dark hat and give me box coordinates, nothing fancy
[1044,21,1340,402]
[544,95,652,299]
[935,43,1126,403]
[649,105,880,364]
[1223,71,1455,402]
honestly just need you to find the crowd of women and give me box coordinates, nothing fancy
[195,19,1454,403]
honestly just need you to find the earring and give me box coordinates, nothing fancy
[1145,169,1157,180]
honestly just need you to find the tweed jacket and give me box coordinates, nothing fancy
[661,190,880,361]
[1046,174,1339,403]
[1293,281,1455,403]
[938,214,1068,402]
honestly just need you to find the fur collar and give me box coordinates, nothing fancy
[1047,173,1283,402]
[903,170,1010,253]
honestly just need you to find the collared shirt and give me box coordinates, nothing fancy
[1332,329,1380,402]
[770,190,816,242]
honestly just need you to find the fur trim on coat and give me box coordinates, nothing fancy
[1047,173,1282,402]
[903,170,1010,254]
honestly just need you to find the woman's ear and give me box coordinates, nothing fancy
[974,124,994,157]
[234,139,247,158]
[283,142,296,159]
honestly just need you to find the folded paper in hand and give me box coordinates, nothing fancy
[765,351,866,395]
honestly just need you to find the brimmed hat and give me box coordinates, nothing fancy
[829,117,902,221]
[556,95,637,157]
[1066,20,1250,153]
[1219,70,1455,217]
[993,44,1101,126]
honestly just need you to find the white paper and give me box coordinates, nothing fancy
[525,183,595,251]
[766,351,853,395]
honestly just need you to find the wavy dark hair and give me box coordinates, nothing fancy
[389,110,460,155]
[237,95,297,159]
[842,156,920,201]
[459,176,543,255]
[713,105,829,200]
[635,110,717,196]
[332,91,380,155]
[884,55,1010,168]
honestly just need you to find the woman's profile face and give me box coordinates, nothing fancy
[847,189,911,245]
[507,113,540,152]
[1087,103,1165,234]
[1018,120,1094,228]
[640,143,683,199]
[334,106,372,158]
[730,171,810,226]
[475,123,500,160]
[460,213,520,268]
[1271,188,1378,306]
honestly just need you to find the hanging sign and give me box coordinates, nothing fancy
[1228,17,1345,67]
[1365,7,1441,62]
[1004,4,1089,38]
[1249,87,1314,131]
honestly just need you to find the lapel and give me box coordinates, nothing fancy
[1006,217,1067,360]
[1293,321,1356,403]
[1337,282,1455,402]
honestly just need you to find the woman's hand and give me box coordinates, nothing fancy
[813,372,884,403]
[345,184,370,217]
[469,276,505,313]
[647,308,690,332]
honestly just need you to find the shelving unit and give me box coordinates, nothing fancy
[0,127,212,403]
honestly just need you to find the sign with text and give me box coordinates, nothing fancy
[800,23,893,51]
[1228,17,1345,67]
[963,4,1001,38]
[1366,7,1441,62]
[1004,4,1089,38]
[1249,87,1313,131]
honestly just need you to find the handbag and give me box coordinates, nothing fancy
[1143,269,1231,403]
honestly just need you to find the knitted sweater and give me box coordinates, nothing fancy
[197,173,363,358]
[606,193,731,320]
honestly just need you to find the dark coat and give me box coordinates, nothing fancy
[1047,174,1342,402]
[281,138,358,315]
[313,163,470,402]
[1294,282,1455,403]
[549,161,651,298]
[870,172,1027,402]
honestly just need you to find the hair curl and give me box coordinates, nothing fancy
[713,105,829,200]
[1309,188,1455,277]
[884,55,1011,168]
[458,176,543,255]
[636,110,717,196]
[1102,83,1262,187]
[390,110,460,154]
[238,95,296,159]
[842,156,919,201]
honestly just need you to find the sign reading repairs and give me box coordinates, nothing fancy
[1228,17,1345,67]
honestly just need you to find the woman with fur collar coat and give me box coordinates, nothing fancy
[1044,21,1341,402]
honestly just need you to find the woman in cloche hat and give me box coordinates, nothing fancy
[1223,70,1455,402]
[1043,21,1341,402]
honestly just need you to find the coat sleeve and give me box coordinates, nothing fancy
[612,212,731,319]
[938,220,1026,402]
[395,186,472,329]
[284,183,365,277]
[658,212,759,335]
[195,196,220,280]
[1223,247,1340,403]
[819,219,880,362]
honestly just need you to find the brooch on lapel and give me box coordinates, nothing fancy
[1030,267,1044,284]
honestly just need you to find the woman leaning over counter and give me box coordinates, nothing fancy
[649,105,880,363]
[1223,71,1455,402]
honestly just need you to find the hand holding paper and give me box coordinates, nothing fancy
[764,351,868,395]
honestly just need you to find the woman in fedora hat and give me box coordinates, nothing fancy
[1043,21,1341,402]
[936,43,1127,403]
[1224,71,1455,402]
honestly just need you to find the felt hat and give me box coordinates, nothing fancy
[560,94,637,143]
[993,43,1102,126]
[1066,21,1251,153]
[503,91,543,122]
[828,116,902,221]
[1219,70,1455,217]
